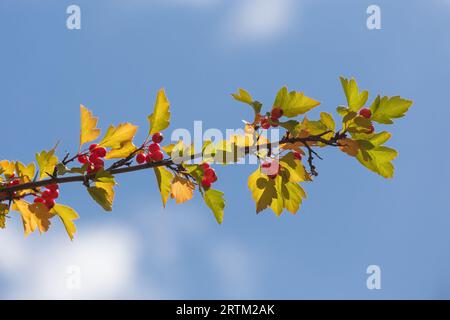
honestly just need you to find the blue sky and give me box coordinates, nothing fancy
[1,0,450,299]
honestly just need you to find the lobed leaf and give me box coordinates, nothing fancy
[148,88,171,135]
[80,105,101,148]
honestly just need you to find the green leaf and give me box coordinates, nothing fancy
[204,189,225,224]
[36,146,58,180]
[273,86,320,117]
[370,95,413,124]
[231,88,253,105]
[340,76,369,112]
[351,131,398,178]
[231,89,262,115]
[148,88,171,135]
[51,204,79,241]
[87,186,113,211]
[154,166,173,207]
[320,112,335,132]
[356,146,398,178]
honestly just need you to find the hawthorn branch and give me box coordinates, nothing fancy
[0,133,341,196]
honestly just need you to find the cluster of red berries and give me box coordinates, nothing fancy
[77,144,107,173]
[200,163,217,188]
[260,107,283,129]
[358,108,374,133]
[293,151,302,161]
[136,132,165,164]
[33,184,59,210]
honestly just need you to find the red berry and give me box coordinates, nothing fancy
[201,163,210,170]
[46,184,58,191]
[41,190,53,199]
[261,118,270,130]
[201,177,211,188]
[92,157,104,168]
[49,189,59,199]
[359,108,372,119]
[9,179,20,186]
[77,154,88,164]
[89,144,98,152]
[45,198,55,210]
[136,153,147,164]
[151,150,164,161]
[204,168,216,179]
[294,152,302,160]
[271,107,283,119]
[261,162,271,168]
[146,154,153,163]
[34,197,44,204]
[148,143,160,153]
[367,124,375,134]
[93,147,107,158]
[152,132,163,143]
[89,153,99,163]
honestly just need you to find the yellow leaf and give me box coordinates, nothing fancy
[13,200,51,236]
[80,105,101,148]
[204,189,225,224]
[170,176,195,204]
[0,160,15,176]
[99,123,138,149]
[148,88,170,135]
[105,141,137,159]
[273,87,321,117]
[15,161,35,181]
[51,204,79,241]
[0,203,8,229]
[88,183,114,211]
[36,147,58,180]
[154,167,173,207]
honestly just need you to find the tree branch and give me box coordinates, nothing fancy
[0,133,341,196]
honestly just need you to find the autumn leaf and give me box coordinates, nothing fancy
[80,105,101,148]
[339,138,360,157]
[340,77,369,112]
[248,168,277,213]
[13,200,52,236]
[171,176,195,204]
[370,95,413,124]
[88,185,114,211]
[105,141,137,159]
[99,123,138,150]
[154,166,173,207]
[0,160,15,177]
[36,146,58,180]
[148,88,170,135]
[273,86,320,117]
[51,204,79,241]
[231,88,262,116]
[15,161,35,181]
[204,189,225,224]
[0,203,8,229]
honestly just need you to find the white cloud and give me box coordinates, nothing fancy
[0,204,261,299]
[221,0,297,44]
[0,224,144,299]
